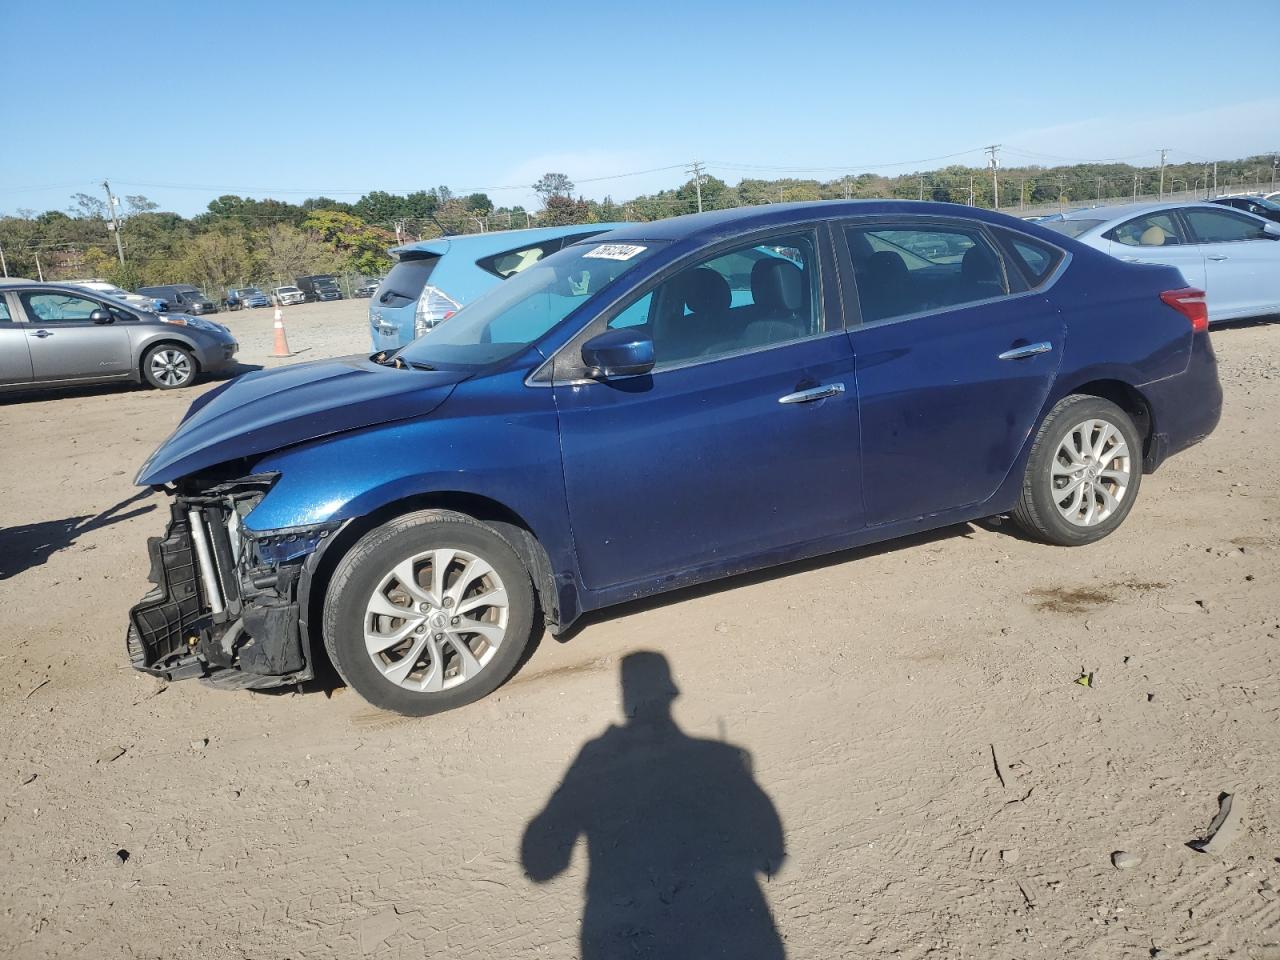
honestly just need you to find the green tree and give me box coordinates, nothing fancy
[533,173,574,202]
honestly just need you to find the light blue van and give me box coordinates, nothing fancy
[369,224,625,350]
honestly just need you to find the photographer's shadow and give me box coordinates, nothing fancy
[521,652,786,959]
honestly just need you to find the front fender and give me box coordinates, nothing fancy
[243,368,576,579]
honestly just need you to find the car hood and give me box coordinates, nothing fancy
[136,355,468,485]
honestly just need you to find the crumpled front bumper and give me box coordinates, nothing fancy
[127,495,329,690]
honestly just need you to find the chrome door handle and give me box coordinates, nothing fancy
[778,382,845,404]
[998,341,1053,361]
[32,329,53,338]
[1208,255,1229,261]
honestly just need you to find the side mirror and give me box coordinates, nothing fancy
[89,308,114,324]
[1263,222,1280,240]
[581,328,655,379]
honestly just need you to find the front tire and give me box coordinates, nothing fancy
[322,510,538,715]
[1012,395,1142,546]
[142,344,197,389]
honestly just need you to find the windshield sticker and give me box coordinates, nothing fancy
[583,243,647,261]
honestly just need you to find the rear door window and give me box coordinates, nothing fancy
[1183,208,1267,243]
[844,222,1013,324]
[1106,212,1188,247]
[375,255,440,307]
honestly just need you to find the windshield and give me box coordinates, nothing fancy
[1040,218,1104,239]
[278,286,300,294]
[1251,197,1280,212]
[397,240,665,370]
[239,287,263,296]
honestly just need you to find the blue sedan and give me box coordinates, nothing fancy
[128,201,1221,715]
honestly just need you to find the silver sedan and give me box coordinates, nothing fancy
[0,281,239,393]
[1041,201,1280,323]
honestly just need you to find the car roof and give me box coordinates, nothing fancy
[390,222,628,258]
[1056,200,1230,222]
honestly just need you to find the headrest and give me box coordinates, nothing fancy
[751,258,805,312]
[674,267,731,315]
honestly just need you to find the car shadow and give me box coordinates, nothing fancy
[1210,314,1280,331]
[0,489,156,580]
[556,521,977,642]
[521,651,787,959]
[0,362,263,404]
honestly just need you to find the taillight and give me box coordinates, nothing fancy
[413,285,462,338]
[1160,287,1209,333]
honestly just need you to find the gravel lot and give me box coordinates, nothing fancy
[1,300,1277,959]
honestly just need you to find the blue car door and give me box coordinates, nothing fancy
[836,217,1065,526]
[553,227,864,592]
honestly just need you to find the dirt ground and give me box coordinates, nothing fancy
[1,300,1277,960]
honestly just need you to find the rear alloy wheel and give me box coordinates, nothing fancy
[142,344,196,389]
[1012,395,1143,546]
[323,510,537,715]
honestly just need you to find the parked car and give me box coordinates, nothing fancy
[370,224,625,350]
[68,278,164,313]
[127,200,1220,716]
[1211,194,1280,223]
[273,285,306,306]
[1040,201,1280,322]
[137,284,219,315]
[0,280,238,392]
[355,278,381,298]
[295,274,343,303]
[230,286,271,308]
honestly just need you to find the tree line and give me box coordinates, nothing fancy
[1,154,1273,293]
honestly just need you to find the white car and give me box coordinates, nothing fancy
[69,278,163,313]
[273,285,305,306]
[1041,201,1280,323]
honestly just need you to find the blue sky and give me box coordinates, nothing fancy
[2,0,1275,217]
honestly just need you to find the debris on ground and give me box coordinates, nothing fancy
[1074,671,1094,688]
[1001,848,1020,865]
[111,849,129,867]
[1111,851,1142,870]
[94,745,126,764]
[1190,792,1243,855]
[189,738,208,752]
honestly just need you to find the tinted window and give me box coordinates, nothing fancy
[993,229,1063,285]
[607,232,823,368]
[477,240,561,279]
[375,255,440,307]
[1108,212,1187,247]
[0,299,10,321]
[845,223,1009,323]
[20,292,101,323]
[1184,208,1267,243]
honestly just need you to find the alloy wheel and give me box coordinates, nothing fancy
[149,349,192,387]
[1049,418,1132,527]
[363,548,509,691]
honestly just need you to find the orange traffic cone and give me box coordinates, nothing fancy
[271,306,292,358]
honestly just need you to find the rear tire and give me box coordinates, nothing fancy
[322,510,538,716]
[1012,395,1142,546]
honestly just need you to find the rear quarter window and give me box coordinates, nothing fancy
[992,228,1064,285]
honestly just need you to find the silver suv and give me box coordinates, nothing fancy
[0,280,239,393]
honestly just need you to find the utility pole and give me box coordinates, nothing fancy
[0,239,7,278]
[34,251,44,282]
[967,174,975,206]
[1157,149,1169,199]
[1212,161,1218,196]
[918,175,924,201]
[1019,177,1025,210]
[686,160,705,213]
[985,144,1000,209]
[102,179,126,267]
[1057,175,1066,209]
[1273,154,1278,193]
[842,176,850,200]
[1095,176,1104,202]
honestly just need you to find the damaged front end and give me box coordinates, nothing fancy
[126,472,341,690]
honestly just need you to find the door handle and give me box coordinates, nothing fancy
[778,382,845,404]
[1208,255,1229,261]
[32,329,53,338]
[998,341,1053,361]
